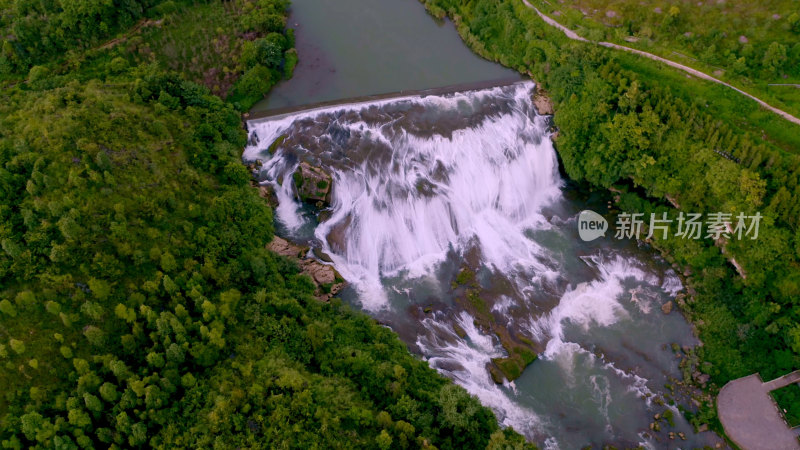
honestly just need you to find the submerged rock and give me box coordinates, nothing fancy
[661,300,674,314]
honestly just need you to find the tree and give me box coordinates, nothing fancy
[0,299,17,317]
[763,42,788,74]
[9,339,26,355]
[788,12,800,33]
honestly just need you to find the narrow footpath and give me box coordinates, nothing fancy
[520,0,800,127]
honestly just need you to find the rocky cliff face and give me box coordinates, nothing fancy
[267,236,345,301]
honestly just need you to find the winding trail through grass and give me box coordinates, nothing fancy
[521,0,800,127]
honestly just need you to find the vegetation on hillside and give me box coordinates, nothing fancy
[420,0,800,432]
[0,1,530,448]
[528,0,800,117]
[1,0,296,110]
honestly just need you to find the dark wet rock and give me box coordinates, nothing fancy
[312,247,334,263]
[317,209,333,224]
[488,364,505,385]
[252,182,278,207]
[326,213,352,254]
[247,130,259,147]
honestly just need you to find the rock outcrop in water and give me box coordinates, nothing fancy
[293,162,332,206]
[451,267,539,384]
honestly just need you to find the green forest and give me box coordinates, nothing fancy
[420,0,800,430]
[0,1,530,448]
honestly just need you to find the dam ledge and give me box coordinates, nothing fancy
[244,77,549,123]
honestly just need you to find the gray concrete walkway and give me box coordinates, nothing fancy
[763,369,800,392]
[717,372,800,450]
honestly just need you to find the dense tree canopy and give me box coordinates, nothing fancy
[0,1,531,448]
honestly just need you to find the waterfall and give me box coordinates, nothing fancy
[245,81,562,310]
[244,82,713,448]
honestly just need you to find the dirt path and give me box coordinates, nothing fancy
[521,0,800,127]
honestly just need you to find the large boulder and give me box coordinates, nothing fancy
[293,162,332,206]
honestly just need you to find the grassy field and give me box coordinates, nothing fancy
[529,0,800,117]
[611,49,800,155]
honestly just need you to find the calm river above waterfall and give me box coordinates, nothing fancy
[246,1,724,448]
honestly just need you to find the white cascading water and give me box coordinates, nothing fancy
[246,81,561,309]
[244,82,717,448]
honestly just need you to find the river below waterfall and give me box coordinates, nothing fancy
[244,82,724,448]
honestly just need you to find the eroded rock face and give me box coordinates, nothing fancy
[267,236,345,301]
[252,181,278,208]
[532,84,554,115]
[294,162,332,206]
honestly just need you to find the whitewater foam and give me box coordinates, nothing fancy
[417,311,543,437]
[246,81,562,310]
[244,82,708,447]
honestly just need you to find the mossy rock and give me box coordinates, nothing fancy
[267,134,287,154]
[514,346,537,365]
[491,357,524,382]
[293,162,332,205]
[490,349,537,383]
[455,268,476,286]
[465,289,493,322]
[488,364,505,384]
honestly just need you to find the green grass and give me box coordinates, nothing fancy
[508,0,800,154]
[772,383,800,427]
